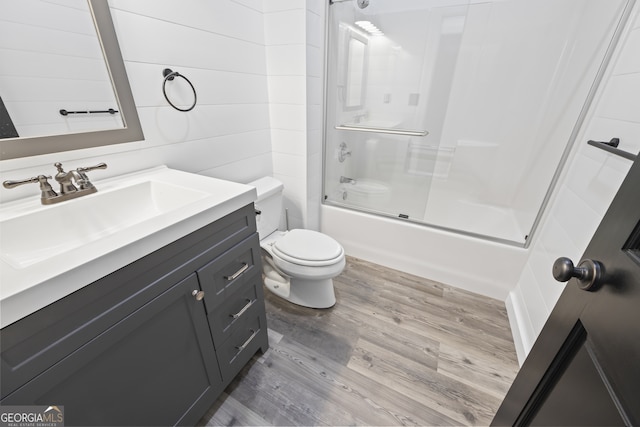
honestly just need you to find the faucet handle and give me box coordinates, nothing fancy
[4,176,38,189]
[3,175,58,201]
[4,175,51,189]
[74,162,107,190]
[76,162,107,173]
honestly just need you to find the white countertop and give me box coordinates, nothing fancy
[0,166,256,328]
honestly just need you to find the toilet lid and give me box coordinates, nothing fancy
[272,229,344,266]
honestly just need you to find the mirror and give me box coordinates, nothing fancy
[344,29,368,110]
[0,0,143,160]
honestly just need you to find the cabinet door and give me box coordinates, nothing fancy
[1,274,222,427]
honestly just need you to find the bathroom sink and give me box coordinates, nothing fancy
[0,180,208,268]
[0,166,257,327]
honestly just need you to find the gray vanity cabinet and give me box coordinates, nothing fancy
[0,204,269,426]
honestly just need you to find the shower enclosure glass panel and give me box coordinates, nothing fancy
[324,0,628,245]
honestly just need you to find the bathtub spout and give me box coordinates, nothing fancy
[340,176,357,184]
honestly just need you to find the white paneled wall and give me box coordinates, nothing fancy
[264,0,324,231]
[0,0,273,203]
[507,3,640,365]
[305,0,325,231]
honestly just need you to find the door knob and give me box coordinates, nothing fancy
[192,290,205,301]
[552,257,604,291]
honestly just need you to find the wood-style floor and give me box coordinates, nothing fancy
[198,256,519,426]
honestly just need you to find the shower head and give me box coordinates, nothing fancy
[357,0,369,9]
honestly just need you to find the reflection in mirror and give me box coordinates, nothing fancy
[0,0,123,139]
[0,0,143,160]
[346,35,367,109]
[342,29,368,111]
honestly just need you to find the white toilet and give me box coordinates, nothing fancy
[250,176,345,308]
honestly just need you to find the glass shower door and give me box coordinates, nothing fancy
[324,0,629,245]
[324,0,468,218]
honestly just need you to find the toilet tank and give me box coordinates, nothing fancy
[248,176,284,239]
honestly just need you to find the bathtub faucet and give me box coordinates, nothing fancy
[340,176,357,185]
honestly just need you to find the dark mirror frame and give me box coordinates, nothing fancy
[0,0,144,161]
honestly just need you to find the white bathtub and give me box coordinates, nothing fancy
[320,204,528,301]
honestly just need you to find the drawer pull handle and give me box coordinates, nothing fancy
[230,298,255,319]
[225,262,249,281]
[235,329,257,352]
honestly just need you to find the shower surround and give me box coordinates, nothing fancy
[322,0,629,298]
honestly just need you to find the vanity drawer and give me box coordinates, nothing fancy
[197,234,261,312]
[207,276,264,347]
[217,312,268,384]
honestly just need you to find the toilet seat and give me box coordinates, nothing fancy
[272,229,344,267]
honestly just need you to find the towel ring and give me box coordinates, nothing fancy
[162,68,197,112]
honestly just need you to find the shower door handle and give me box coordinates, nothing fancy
[335,125,428,137]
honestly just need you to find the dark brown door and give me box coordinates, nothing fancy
[492,156,640,426]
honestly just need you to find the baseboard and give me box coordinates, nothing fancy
[505,289,534,366]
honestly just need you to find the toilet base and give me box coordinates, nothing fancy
[262,253,337,309]
[263,273,336,309]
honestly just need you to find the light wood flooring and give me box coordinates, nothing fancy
[198,256,520,426]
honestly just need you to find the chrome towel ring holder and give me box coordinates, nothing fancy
[162,68,197,112]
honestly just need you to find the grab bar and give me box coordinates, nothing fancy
[335,125,428,137]
[587,138,637,161]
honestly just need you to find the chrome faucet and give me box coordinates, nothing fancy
[3,162,107,205]
[340,176,357,184]
[54,162,78,194]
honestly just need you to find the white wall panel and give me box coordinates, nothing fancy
[518,265,548,339]
[268,76,307,104]
[264,9,305,45]
[109,0,265,44]
[597,74,640,122]
[553,186,602,250]
[271,129,306,156]
[200,152,273,184]
[613,28,640,73]
[306,9,323,47]
[266,45,307,75]
[156,130,271,175]
[135,104,269,145]
[263,0,300,13]
[269,104,306,131]
[272,152,306,179]
[111,10,266,74]
[230,0,262,13]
